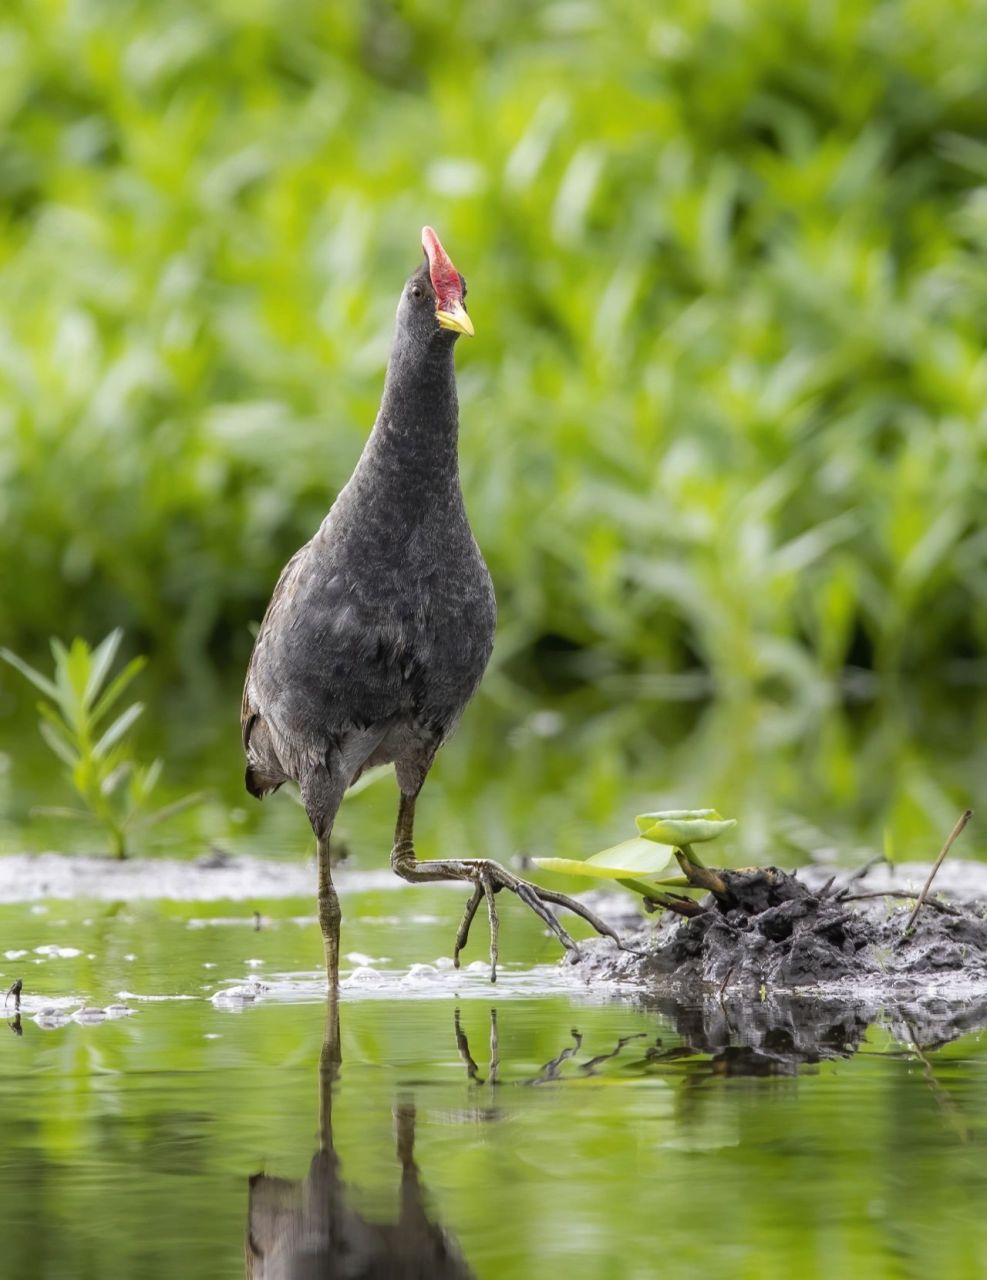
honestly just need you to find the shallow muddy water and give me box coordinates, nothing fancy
[3,881,987,1279]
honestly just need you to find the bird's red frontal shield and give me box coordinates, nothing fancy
[421,227,474,336]
[421,226,463,308]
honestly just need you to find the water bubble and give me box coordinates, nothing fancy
[342,966,384,986]
[404,963,439,983]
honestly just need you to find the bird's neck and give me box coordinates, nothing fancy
[364,339,462,497]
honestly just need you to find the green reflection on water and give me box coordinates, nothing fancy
[2,887,987,1280]
[2,684,984,872]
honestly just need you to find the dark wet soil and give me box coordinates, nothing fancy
[581,866,987,993]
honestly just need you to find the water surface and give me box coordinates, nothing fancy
[3,880,987,1279]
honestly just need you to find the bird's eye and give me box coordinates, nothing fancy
[410,285,423,300]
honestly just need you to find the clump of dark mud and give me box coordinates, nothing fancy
[582,866,987,993]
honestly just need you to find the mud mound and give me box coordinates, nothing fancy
[583,866,987,993]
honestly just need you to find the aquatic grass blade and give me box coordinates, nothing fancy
[83,629,124,708]
[90,656,147,724]
[0,648,59,701]
[132,791,209,831]
[31,806,95,821]
[38,718,78,768]
[93,702,144,759]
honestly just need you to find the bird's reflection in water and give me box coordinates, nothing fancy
[245,994,475,1280]
[244,991,986,1275]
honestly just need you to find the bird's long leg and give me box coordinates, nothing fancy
[301,765,347,991]
[390,792,629,981]
[317,832,342,989]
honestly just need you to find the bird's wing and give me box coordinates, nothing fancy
[241,543,309,751]
[242,538,425,786]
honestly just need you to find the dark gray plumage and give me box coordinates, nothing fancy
[242,228,624,983]
[242,258,492,807]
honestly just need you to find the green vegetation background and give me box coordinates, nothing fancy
[1,0,986,695]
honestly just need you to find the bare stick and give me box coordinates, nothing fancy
[842,890,958,915]
[905,809,974,932]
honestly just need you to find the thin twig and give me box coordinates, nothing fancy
[845,855,886,886]
[841,890,958,915]
[901,1015,968,1142]
[905,809,974,932]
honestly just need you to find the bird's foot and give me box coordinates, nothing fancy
[446,859,633,983]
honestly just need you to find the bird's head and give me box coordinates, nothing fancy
[396,226,474,347]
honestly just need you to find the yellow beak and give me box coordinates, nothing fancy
[436,299,474,337]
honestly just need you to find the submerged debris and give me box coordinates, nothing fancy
[211,980,268,1009]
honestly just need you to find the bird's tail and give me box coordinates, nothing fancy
[245,765,284,800]
[243,713,288,799]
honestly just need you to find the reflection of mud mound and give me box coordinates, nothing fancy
[581,867,987,993]
[638,991,987,1077]
[651,993,871,1075]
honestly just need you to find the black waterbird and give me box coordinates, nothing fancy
[241,228,623,984]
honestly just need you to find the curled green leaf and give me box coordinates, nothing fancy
[635,809,737,845]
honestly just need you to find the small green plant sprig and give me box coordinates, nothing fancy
[0,629,204,859]
[533,810,737,911]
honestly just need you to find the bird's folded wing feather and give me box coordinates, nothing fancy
[242,540,427,770]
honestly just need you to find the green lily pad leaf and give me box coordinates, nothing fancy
[533,836,676,882]
[635,809,737,845]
